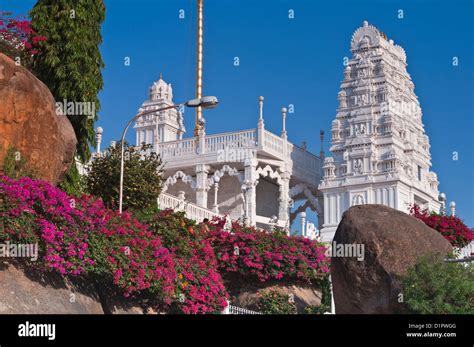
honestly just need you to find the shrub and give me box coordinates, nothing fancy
[1,146,35,179]
[257,289,297,314]
[409,204,473,249]
[85,143,163,211]
[401,255,474,314]
[303,304,330,314]
[0,177,226,314]
[136,208,228,314]
[0,177,331,314]
[205,217,330,283]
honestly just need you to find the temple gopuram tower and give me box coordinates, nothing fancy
[318,21,441,242]
[134,75,185,148]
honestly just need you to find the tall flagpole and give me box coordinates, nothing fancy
[194,0,204,136]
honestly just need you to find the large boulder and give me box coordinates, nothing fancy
[0,53,77,184]
[331,204,452,314]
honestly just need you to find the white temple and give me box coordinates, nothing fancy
[129,20,444,241]
[134,79,324,231]
[318,21,441,241]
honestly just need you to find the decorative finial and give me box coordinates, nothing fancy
[95,127,103,157]
[281,107,288,139]
[159,72,163,80]
[258,96,264,123]
[389,39,394,45]
[363,20,368,27]
[450,201,456,216]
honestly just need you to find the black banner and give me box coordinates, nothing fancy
[0,314,472,346]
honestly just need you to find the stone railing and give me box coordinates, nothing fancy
[157,192,222,222]
[155,128,323,185]
[255,215,287,228]
[205,129,257,153]
[262,129,285,156]
[288,143,323,183]
[222,301,261,315]
[157,138,196,160]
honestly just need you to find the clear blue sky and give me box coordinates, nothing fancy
[4,0,474,226]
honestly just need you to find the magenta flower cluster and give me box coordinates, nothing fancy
[0,176,226,313]
[0,176,97,275]
[205,217,330,283]
[0,176,331,313]
[409,204,473,249]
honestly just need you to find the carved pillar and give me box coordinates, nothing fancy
[212,180,220,213]
[278,170,291,226]
[300,211,306,237]
[95,127,103,157]
[195,164,210,208]
[257,96,265,150]
[244,158,258,226]
[281,107,288,140]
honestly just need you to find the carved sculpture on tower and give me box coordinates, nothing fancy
[318,21,441,242]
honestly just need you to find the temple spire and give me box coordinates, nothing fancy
[194,0,204,136]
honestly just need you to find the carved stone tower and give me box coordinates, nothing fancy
[318,21,441,242]
[134,75,185,148]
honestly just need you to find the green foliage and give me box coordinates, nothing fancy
[313,274,331,311]
[402,255,474,314]
[1,146,35,179]
[257,289,297,314]
[85,143,163,211]
[137,208,198,255]
[58,163,84,197]
[30,0,105,163]
[303,304,330,314]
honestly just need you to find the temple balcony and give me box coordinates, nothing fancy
[156,127,323,188]
[152,123,324,231]
[131,94,325,231]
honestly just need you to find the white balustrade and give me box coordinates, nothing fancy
[205,129,257,153]
[158,138,196,159]
[288,143,323,183]
[222,301,261,315]
[155,128,323,187]
[157,192,222,222]
[262,130,284,156]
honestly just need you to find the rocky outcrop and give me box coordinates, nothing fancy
[331,204,452,314]
[0,261,158,314]
[0,53,77,184]
[0,261,103,314]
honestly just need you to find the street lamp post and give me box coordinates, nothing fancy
[119,96,218,213]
